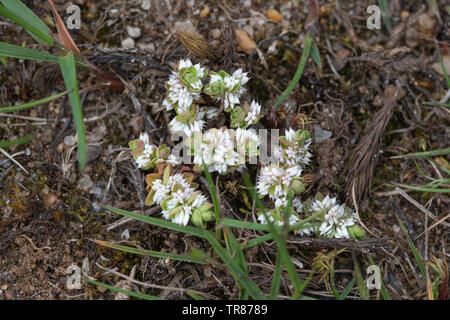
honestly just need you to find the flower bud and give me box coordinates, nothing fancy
[347,225,365,239]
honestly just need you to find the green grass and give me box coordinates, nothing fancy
[0,89,72,113]
[58,52,87,170]
[0,134,34,148]
[274,35,312,109]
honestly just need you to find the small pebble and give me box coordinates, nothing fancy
[141,0,151,10]
[121,37,135,49]
[64,135,76,147]
[266,9,283,22]
[77,174,94,192]
[210,28,221,39]
[234,29,256,55]
[199,6,210,18]
[314,125,332,144]
[126,26,142,38]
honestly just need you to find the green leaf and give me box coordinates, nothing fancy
[269,254,282,300]
[241,171,307,298]
[104,205,267,300]
[92,240,208,264]
[274,35,312,109]
[0,42,58,62]
[203,163,220,224]
[310,42,322,68]
[0,89,72,113]
[377,0,392,34]
[0,42,89,67]
[352,252,369,300]
[58,52,87,170]
[0,134,34,148]
[83,277,163,300]
[201,229,267,300]
[395,183,450,194]
[395,214,427,282]
[391,148,450,159]
[104,205,205,238]
[0,1,53,45]
[338,277,356,300]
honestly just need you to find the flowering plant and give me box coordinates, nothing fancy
[128,59,364,239]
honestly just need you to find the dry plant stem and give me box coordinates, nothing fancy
[0,146,28,174]
[94,262,217,299]
[394,187,450,227]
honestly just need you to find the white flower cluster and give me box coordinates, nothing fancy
[255,127,363,239]
[129,132,180,170]
[145,166,213,226]
[230,100,262,129]
[256,128,310,212]
[256,164,304,209]
[205,69,250,111]
[190,128,260,174]
[274,128,312,167]
[163,59,208,137]
[310,195,358,239]
[163,59,206,110]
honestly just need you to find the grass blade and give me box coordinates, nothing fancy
[395,183,450,194]
[58,52,87,170]
[0,2,53,45]
[104,205,266,299]
[224,227,249,299]
[377,0,392,34]
[310,42,321,68]
[391,148,450,159]
[203,163,220,224]
[83,276,163,300]
[274,35,312,109]
[241,171,306,297]
[0,89,72,113]
[104,205,205,238]
[338,277,356,300]
[0,134,34,148]
[92,239,208,264]
[0,42,58,62]
[201,230,266,300]
[186,291,205,300]
[352,252,369,300]
[269,254,282,300]
[436,43,450,88]
[395,214,427,281]
[423,102,450,108]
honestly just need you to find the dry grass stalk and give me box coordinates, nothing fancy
[344,87,400,202]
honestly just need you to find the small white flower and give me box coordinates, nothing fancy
[243,100,262,126]
[192,128,239,174]
[275,128,312,168]
[256,164,303,208]
[310,195,357,239]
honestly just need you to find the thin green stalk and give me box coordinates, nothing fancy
[58,52,87,170]
[83,276,163,300]
[395,214,427,282]
[269,253,282,300]
[274,35,312,109]
[0,134,34,148]
[0,89,72,113]
[352,252,369,300]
